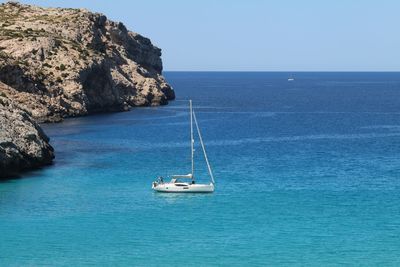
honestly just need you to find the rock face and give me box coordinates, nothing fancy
[0,82,54,178]
[0,2,174,122]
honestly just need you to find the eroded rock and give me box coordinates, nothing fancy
[0,82,54,178]
[0,2,174,122]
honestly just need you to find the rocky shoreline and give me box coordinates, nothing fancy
[0,82,54,178]
[0,2,174,178]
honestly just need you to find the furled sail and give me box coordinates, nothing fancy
[171,174,193,179]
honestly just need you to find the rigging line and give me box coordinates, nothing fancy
[190,100,194,179]
[193,110,215,184]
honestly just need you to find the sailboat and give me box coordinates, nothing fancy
[152,100,215,193]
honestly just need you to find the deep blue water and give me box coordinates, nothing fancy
[1,72,400,266]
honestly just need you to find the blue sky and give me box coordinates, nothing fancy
[7,0,400,71]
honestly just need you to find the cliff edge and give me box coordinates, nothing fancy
[0,2,174,122]
[0,2,174,177]
[0,82,54,178]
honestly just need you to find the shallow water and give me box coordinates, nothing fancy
[1,72,400,266]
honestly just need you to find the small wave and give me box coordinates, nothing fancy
[128,132,400,150]
[361,125,400,131]
[210,132,400,146]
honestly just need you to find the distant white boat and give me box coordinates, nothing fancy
[288,77,295,81]
[152,100,215,193]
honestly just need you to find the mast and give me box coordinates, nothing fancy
[193,110,215,184]
[190,100,194,181]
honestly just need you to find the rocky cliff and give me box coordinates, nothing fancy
[0,82,54,178]
[0,2,174,177]
[0,2,174,122]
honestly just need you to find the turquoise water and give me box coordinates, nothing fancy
[1,72,400,266]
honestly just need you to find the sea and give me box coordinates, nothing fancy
[1,72,400,266]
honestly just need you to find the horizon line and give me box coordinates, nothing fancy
[163,70,400,73]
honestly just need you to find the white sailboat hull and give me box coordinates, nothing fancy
[152,182,214,193]
[151,100,216,193]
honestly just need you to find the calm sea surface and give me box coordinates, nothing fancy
[1,72,400,266]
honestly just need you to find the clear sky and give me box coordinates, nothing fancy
[7,0,400,71]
